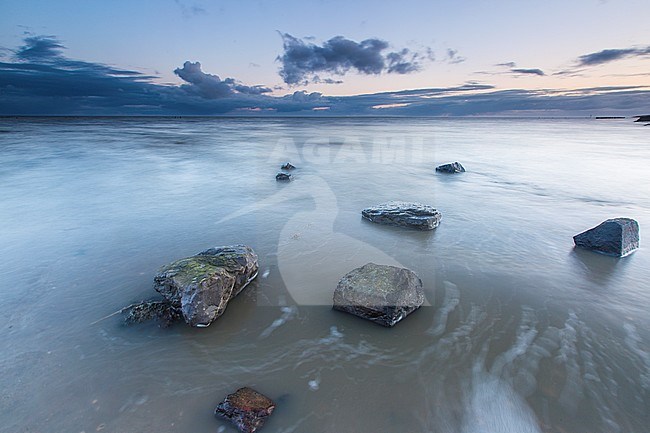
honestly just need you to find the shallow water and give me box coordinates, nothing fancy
[1,117,649,433]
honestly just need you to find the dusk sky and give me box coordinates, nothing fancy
[1,0,649,116]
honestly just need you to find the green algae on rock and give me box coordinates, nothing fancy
[153,245,259,327]
[124,245,258,328]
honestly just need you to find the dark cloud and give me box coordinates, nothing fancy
[2,35,649,117]
[480,63,545,77]
[0,36,284,115]
[277,33,430,85]
[173,61,272,98]
[511,68,545,76]
[174,61,233,98]
[14,35,65,61]
[577,46,650,66]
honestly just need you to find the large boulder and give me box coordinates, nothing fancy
[333,263,424,327]
[573,218,639,257]
[153,245,258,327]
[436,161,465,173]
[362,201,442,230]
[215,387,275,433]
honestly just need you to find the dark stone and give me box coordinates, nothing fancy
[124,300,182,327]
[281,162,296,170]
[435,162,465,173]
[573,218,639,257]
[276,172,292,181]
[634,115,650,122]
[362,201,441,230]
[215,387,275,433]
[153,245,258,327]
[333,263,424,327]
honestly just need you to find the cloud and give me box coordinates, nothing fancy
[173,61,271,98]
[14,35,65,61]
[446,49,466,64]
[277,33,430,85]
[511,68,545,76]
[479,62,545,77]
[174,0,207,18]
[577,46,650,66]
[2,35,650,117]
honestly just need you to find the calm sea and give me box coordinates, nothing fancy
[1,117,648,433]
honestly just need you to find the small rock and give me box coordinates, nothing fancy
[124,300,182,327]
[573,218,639,257]
[215,387,275,433]
[333,263,424,327]
[276,172,292,181]
[153,245,259,327]
[281,162,296,170]
[435,162,465,173]
[362,201,441,230]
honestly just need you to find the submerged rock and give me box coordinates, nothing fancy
[215,387,275,433]
[281,162,296,170]
[124,300,182,327]
[435,161,465,173]
[153,245,259,327]
[573,218,639,257]
[362,201,441,230]
[333,263,424,327]
[276,172,292,181]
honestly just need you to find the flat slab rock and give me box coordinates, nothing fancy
[153,245,258,327]
[362,201,441,230]
[574,218,639,257]
[436,162,465,173]
[215,387,275,433]
[333,263,424,327]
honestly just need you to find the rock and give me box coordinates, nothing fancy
[634,115,650,123]
[153,245,259,327]
[333,263,424,327]
[124,300,182,327]
[215,387,275,433]
[276,172,292,181]
[573,218,639,257]
[362,201,441,230]
[281,162,296,170]
[435,162,465,173]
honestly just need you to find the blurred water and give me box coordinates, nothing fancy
[0,117,648,433]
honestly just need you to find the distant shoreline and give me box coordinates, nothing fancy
[0,115,636,120]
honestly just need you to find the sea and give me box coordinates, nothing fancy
[0,116,648,433]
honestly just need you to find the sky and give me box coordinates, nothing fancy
[1,0,649,116]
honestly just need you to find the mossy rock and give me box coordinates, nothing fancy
[152,245,259,327]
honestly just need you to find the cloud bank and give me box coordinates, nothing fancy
[1,36,649,117]
[277,33,431,85]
